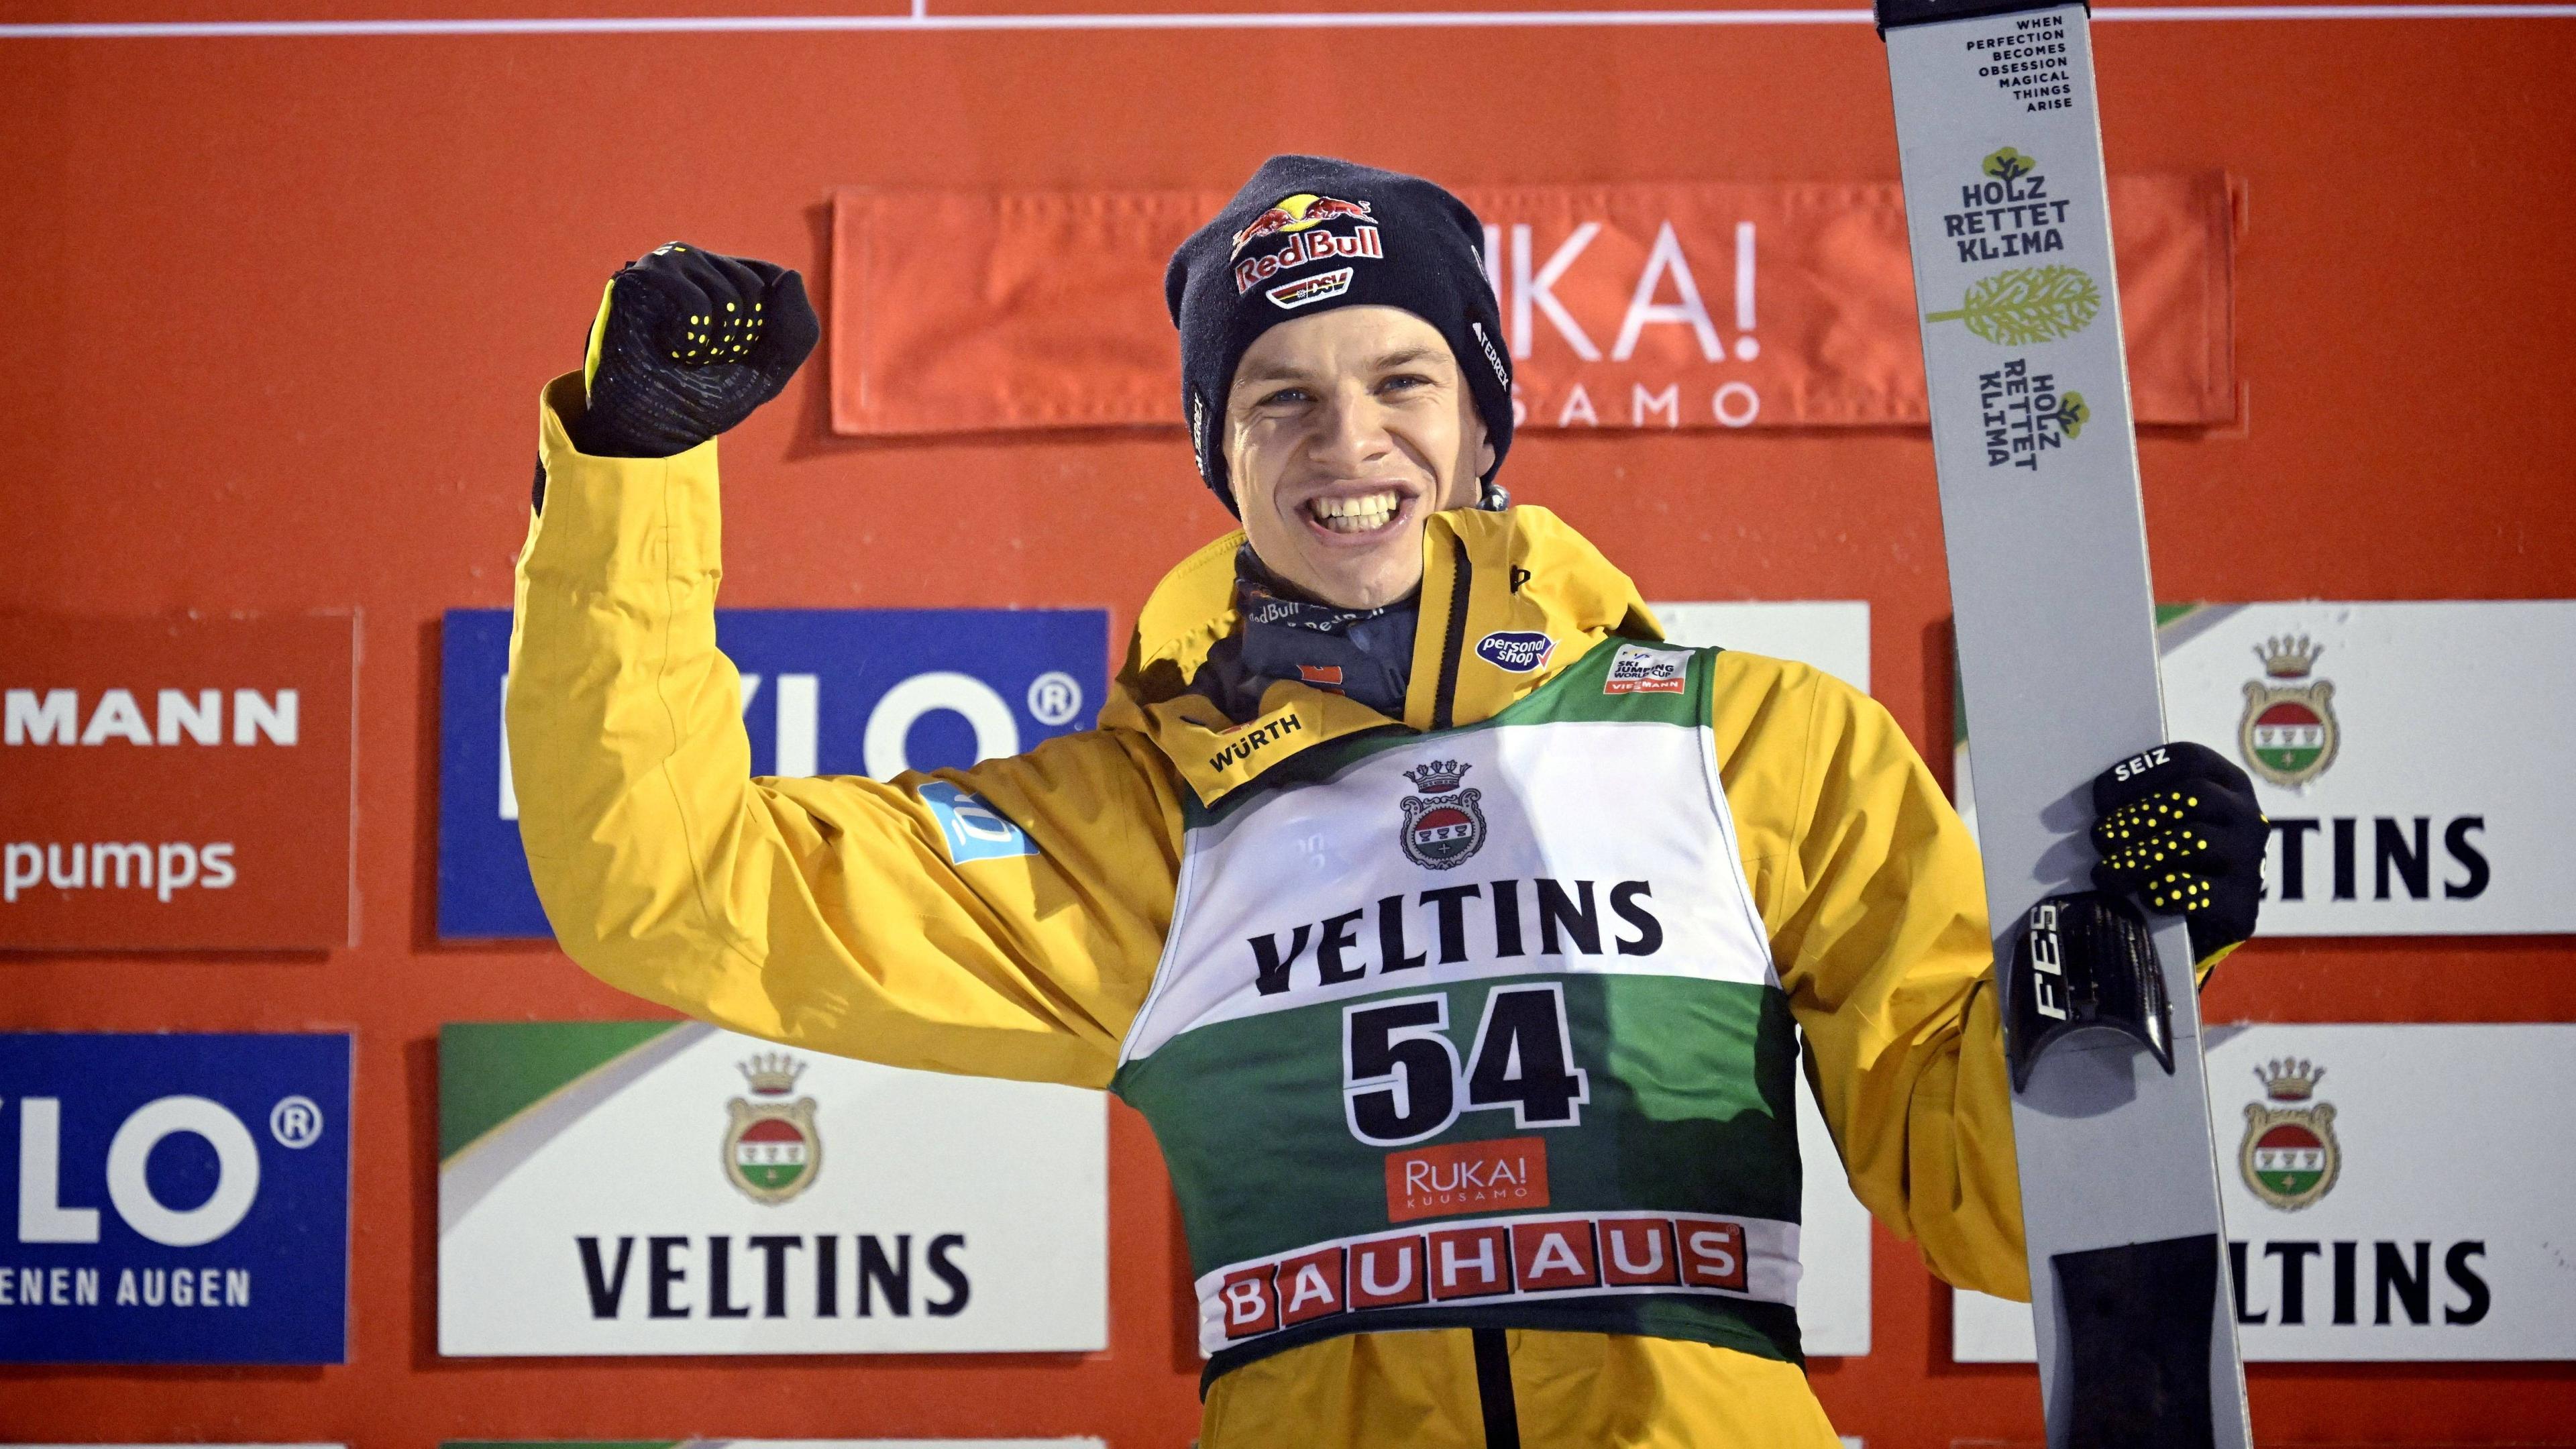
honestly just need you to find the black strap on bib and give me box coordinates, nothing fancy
[1471,1326,1521,1448]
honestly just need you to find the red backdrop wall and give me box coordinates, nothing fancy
[4,6,2573,1445]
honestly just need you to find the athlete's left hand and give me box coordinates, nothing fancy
[2088,741,2267,980]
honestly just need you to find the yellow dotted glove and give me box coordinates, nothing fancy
[2089,741,2268,981]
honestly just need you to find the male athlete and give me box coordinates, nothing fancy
[508,155,2266,1446]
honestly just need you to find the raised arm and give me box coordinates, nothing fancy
[508,245,1181,1089]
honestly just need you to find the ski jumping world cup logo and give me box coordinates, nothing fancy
[2239,635,2339,788]
[725,1052,820,1205]
[2240,1057,2340,1212]
[1398,760,1487,870]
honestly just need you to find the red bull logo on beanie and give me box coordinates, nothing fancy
[1230,193,1375,255]
[1232,194,1383,294]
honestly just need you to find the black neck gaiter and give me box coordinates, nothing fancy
[1231,546,1418,717]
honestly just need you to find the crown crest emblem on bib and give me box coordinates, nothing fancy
[1398,760,1487,870]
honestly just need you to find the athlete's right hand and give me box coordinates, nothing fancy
[568,242,820,458]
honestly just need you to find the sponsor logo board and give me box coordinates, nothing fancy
[437,1022,1106,1355]
[0,1032,351,1363]
[832,178,2236,441]
[437,607,1107,939]
[0,614,356,949]
[1953,601,2576,933]
[1654,600,1874,1358]
[1955,1024,2576,1362]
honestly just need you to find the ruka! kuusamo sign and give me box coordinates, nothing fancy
[1955,601,2576,934]
[828,176,2237,438]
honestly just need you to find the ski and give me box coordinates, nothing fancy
[1872,2,2254,1445]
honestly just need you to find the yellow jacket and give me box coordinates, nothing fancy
[508,375,2027,1446]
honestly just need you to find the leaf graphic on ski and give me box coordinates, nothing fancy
[1925,265,2102,346]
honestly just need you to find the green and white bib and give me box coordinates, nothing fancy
[1112,641,1805,1379]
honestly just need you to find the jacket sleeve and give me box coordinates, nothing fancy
[1711,653,2029,1301]
[506,375,1181,1089]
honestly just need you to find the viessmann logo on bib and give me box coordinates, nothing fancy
[1603,643,1689,696]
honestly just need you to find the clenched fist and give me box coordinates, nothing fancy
[570,242,819,458]
[2089,740,2267,976]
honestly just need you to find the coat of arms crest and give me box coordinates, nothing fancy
[2239,1057,2339,1212]
[2239,635,2339,788]
[1398,759,1487,870]
[724,1052,821,1205]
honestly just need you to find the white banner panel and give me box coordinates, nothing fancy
[1654,602,1872,698]
[2158,602,2569,934]
[1959,600,2576,934]
[439,1022,1106,1356]
[1955,1024,2576,1362]
[1659,600,1874,1358]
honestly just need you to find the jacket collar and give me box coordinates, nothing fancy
[1102,505,1664,806]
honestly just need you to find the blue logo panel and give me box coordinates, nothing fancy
[437,607,1110,938]
[0,1032,351,1364]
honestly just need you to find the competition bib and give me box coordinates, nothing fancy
[1111,642,1809,1375]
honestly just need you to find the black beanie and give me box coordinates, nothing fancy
[1165,155,1515,515]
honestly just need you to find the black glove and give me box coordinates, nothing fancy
[570,241,818,459]
[2089,741,2267,976]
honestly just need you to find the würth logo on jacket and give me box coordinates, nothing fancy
[1398,761,1485,869]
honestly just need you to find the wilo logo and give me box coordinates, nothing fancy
[7,1092,305,1251]
[0,1031,350,1360]
[5,688,298,747]
[496,669,1032,820]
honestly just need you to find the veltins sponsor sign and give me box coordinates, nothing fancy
[0,614,357,949]
[1657,600,1874,1358]
[437,607,1108,939]
[437,1022,1107,1355]
[0,1032,352,1363]
[1955,601,2575,934]
[1955,1024,2576,1362]
[2158,602,2567,934]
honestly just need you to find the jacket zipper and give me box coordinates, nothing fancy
[1430,535,1472,731]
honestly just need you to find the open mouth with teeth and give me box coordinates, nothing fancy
[1306,489,1405,535]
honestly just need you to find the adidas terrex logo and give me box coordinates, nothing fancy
[1207,714,1303,773]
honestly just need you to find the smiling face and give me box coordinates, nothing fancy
[1224,306,1495,610]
